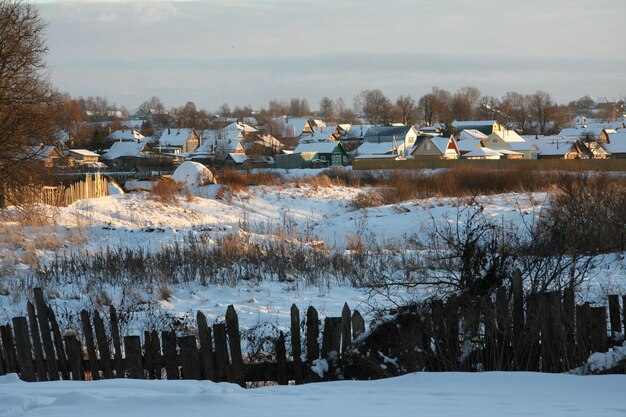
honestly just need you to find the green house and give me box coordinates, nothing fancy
[277,141,348,168]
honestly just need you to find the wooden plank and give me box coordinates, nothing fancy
[351,310,365,339]
[482,296,497,371]
[0,327,5,376]
[213,323,230,382]
[523,293,541,372]
[511,269,524,369]
[575,303,591,364]
[608,295,622,337]
[225,305,244,386]
[80,310,100,380]
[430,299,446,371]
[143,331,156,380]
[445,296,459,371]
[589,307,608,354]
[27,302,47,381]
[495,288,510,371]
[196,311,216,381]
[0,325,18,373]
[276,332,288,385]
[290,304,303,385]
[161,330,179,380]
[12,317,36,382]
[341,303,352,355]
[306,306,320,366]
[109,306,124,377]
[47,305,70,380]
[64,334,84,380]
[93,311,113,379]
[178,335,201,380]
[321,317,341,359]
[33,288,59,380]
[562,287,576,370]
[124,336,143,379]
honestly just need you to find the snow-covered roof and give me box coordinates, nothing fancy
[430,136,454,154]
[108,129,145,142]
[70,149,100,157]
[356,141,398,155]
[457,138,482,153]
[363,125,414,143]
[603,142,626,154]
[159,129,195,147]
[459,129,488,141]
[491,129,525,143]
[293,142,341,154]
[558,127,604,138]
[227,153,248,164]
[102,141,148,160]
[28,145,59,160]
[533,137,578,156]
[452,120,496,128]
[606,131,626,143]
[304,125,337,143]
[463,147,502,158]
[224,121,258,133]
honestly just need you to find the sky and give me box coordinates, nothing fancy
[32,0,626,112]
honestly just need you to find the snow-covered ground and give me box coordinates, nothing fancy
[2,371,625,417]
[2,175,626,330]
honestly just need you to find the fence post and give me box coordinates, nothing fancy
[47,305,69,379]
[225,305,244,386]
[161,330,179,380]
[178,335,201,380]
[212,323,230,382]
[33,288,59,380]
[12,317,36,382]
[196,311,216,381]
[276,332,288,385]
[290,304,303,385]
[124,336,143,379]
[351,310,365,339]
[93,311,113,379]
[608,295,622,339]
[64,334,84,380]
[81,310,100,380]
[27,302,47,381]
[109,306,124,377]
[511,269,524,370]
[306,306,320,370]
[562,287,576,370]
[341,303,352,355]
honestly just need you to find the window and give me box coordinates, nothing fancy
[426,142,431,151]
[492,138,498,144]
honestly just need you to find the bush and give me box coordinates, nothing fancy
[149,177,183,204]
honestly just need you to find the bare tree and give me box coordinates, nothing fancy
[395,95,417,125]
[0,0,58,202]
[418,87,451,126]
[451,86,481,121]
[529,90,556,135]
[319,96,335,123]
[360,89,393,125]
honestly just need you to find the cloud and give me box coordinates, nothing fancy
[133,2,180,24]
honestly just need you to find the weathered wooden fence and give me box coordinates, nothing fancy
[1,284,624,384]
[2,173,108,208]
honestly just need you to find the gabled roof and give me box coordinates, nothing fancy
[459,129,488,141]
[159,128,196,147]
[463,147,503,158]
[363,125,415,143]
[102,141,149,160]
[452,120,497,128]
[304,125,337,143]
[28,145,61,160]
[70,149,99,157]
[489,129,525,143]
[606,131,626,143]
[430,136,457,154]
[356,141,398,155]
[293,141,343,154]
[227,153,248,164]
[533,137,581,156]
[108,129,145,142]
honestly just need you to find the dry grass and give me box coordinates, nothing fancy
[150,177,184,205]
[216,168,282,192]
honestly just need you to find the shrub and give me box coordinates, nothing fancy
[149,177,183,204]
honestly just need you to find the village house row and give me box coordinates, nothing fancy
[30,113,626,171]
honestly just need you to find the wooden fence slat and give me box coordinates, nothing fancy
[196,311,216,381]
[321,317,341,360]
[47,305,70,380]
[0,325,18,373]
[562,287,576,370]
[143,331,155,380]
[33,288,59,380]
[482,296,497,371]
[64,334,84,380]
[225,305,244,386]
[93,311,113,379]
[576,303,591,364]
[147,330,162,379]
[290,304,303,385]
[306,306,320,366]
[623,296,626,340]
[161,330,179,380]
[495,289,510,371]
[124,336,143,379]
[12,317,36,382]
[445,296,459,371]
[27,302,48,381]
[608,295,622,337]
[80,310,100,380]
[109,306,124,377]
[589,307,608,354]
[0,326,5,376]
[511,269,524,370]
[276,332,288,385]
[213,323,230,382]
[341,303,351,354]
[178,335,201,380]
[351,310,365,339]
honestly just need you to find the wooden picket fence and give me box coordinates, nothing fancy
[1,173,108,208]
[1,283,625,385]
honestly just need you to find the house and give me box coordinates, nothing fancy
[451,120,503,136]
[301,125,338,143]
[411,135,459,160]
[26,145,64,167]
[456,129,488,156]
[158,128,201,154]
[362,125,418,158]
[484,130,538,159]
[224,153,248,166]
[533,137,590,159]
[462,147,505,160]
[269,117,317,139]
[276,141,348,169]
[69,149,101,165]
